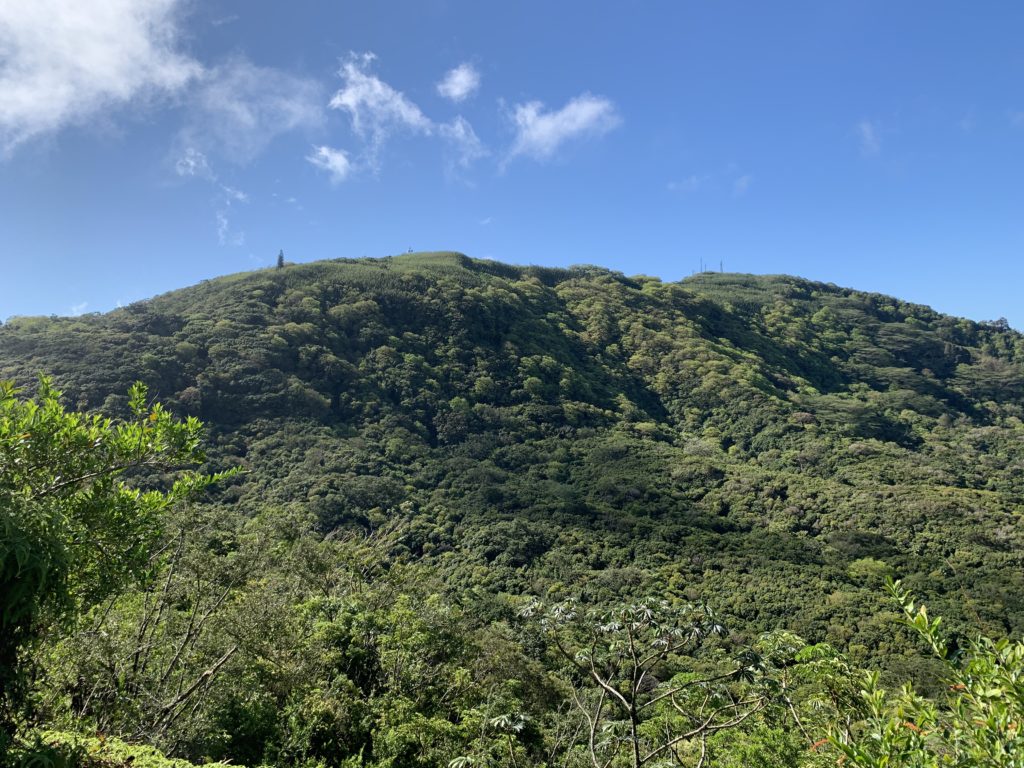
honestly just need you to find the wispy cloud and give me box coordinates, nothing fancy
[324,53,488,177]
[667,167,752,199]
[180,56,323,164]
[215,178,248,246]
[329,52,431,162]
[174,147,211,178]
[209,14,239,27]
[667,175,708,193]
[1010,111,1024,128]
[857,119,881,156]
[216,210,244,247]
[307,145,352,183]
[440,116,488,170]
[506,93,620,164]
[220,184,248,203]
[0,0,201,155]
[69,301,88,316]
[437,63,481,103]
[271,192,303,210]
[172,144,251,245]
[170,56,317,241]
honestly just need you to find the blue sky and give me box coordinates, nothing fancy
[2,1,1023,328]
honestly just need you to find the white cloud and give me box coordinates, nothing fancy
[732,174,753,197]
[1011,111,1024,128]
[857,119,881,156]
[213,176,247,246]
[69,301,88,316]
[439,116,487,169]
[0,0,200,155]
[174,147,211,177]
[329,52,431,160]
[216,210,244,247]
[172,143,251,245]
[220,184,248,203]
[320,54,492,178]
[181,57,323,164]
[437,63,480,103]
[307,145,352,183]
[274,194,302,210]
[507,93,620,163]
[668,168,752,198]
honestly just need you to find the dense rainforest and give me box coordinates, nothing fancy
[1,252,1023,766]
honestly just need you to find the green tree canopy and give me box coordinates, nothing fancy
[0,377,226,749]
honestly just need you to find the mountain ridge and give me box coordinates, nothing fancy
[10,251,1011,331]
[2,252,1023,666]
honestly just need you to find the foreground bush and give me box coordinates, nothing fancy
[13,731,239,768]
[832,580,1024,767]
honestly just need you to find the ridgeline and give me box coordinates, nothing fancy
[3,252,1021,642]
[2,252,1024,764]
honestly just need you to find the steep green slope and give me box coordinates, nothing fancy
[2,253,1023,664]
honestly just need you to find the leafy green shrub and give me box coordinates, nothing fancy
[13,731,238,767]
[0,378,227,752]
[832,580,1024,767]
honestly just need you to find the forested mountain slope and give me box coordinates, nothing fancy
[3,252,1023,664]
